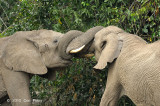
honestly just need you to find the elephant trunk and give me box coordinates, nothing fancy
[58,30,84,60]
[58,26,104,60]
[67,26,104,54]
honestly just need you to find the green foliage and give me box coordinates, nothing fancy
[0,0,42,36]
[55,58,106,106]
[1,0,160,105]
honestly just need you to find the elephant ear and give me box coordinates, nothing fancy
[2,31,48,75]
[94,33,123,70]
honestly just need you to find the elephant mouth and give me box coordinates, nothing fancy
[60,60,72,67]
[68,41,94,58]
[59,58,72,66]
[47,59,72,68]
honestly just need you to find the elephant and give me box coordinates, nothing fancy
[0,30,71,106]
[68,25,160,106]
[0,26,104,106]
[94,26,160,106]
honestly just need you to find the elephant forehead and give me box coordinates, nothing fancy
[104,26,124,33]
[39,30,63,37]
[37,30,63,43]
[95,26,124,40]
[95,28,107,39]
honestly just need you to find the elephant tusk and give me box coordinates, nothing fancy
[84,53,94,58]
[69,45,85,53]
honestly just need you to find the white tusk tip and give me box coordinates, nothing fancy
[69,45,85,53]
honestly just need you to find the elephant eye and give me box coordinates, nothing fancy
[53,39,58,43]
[101,41,106,50]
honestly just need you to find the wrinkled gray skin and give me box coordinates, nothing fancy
[59,26,104,59]
[93,26,160,106]
[0,26,104,106]
[0,30,73,106]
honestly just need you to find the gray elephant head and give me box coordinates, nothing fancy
[58,26,104,59]
[1,30,71,75]
[93,26,124,69]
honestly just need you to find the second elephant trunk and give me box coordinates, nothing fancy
[66,26,104,53]
[58,26,104,60]
[58,30,84,60]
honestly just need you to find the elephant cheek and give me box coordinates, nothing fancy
[41,52,53,67]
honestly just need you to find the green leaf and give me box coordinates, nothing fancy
[143,28,148,33]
